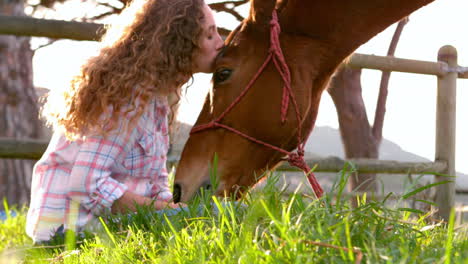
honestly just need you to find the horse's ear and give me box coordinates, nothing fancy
[248,0,277,24]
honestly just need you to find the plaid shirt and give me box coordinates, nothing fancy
[26,98,172,242]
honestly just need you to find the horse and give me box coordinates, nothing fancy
[173,0,435,202]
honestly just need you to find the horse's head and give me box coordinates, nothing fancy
[173,0,434,202]
[173,0,330,202]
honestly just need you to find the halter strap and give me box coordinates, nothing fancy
[190,10,323,198]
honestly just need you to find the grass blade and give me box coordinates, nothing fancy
[99,217,117,245]
[402,180,452,200]
[415,199,438,207]
[398,208,424,215]
[344,214,355,262]
[444,209,455,264]
[2,198,10,220]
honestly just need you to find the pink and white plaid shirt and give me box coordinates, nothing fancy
[26,97,172,242]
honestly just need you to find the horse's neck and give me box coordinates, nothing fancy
[281,0,434,69]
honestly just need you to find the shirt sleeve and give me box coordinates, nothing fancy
[68,122,136,215]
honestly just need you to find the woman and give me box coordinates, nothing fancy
[26,0,223,243]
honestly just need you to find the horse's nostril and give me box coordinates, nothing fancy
[201,179,212,190]
[173,183,181,203]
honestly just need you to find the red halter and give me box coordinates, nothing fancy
[190,10,323,198]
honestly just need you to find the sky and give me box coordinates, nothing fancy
[32,0,468,184]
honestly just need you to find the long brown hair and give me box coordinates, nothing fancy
[43,0,205,140]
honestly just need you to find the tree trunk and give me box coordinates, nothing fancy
[0,0,41,209]
[327,66,379,194]
[328,19,408,199]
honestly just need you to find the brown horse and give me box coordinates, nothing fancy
[173,0,435,202]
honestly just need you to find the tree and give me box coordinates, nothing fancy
[0,0,42,208]
[327,18,409,199]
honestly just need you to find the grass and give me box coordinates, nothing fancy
[1,164,467,263]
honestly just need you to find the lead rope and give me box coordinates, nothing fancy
[191,10,323,198]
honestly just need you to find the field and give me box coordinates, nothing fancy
[1,166,467,263]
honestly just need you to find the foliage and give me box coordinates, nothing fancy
[1,165,467,263]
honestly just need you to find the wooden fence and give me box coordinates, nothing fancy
[1,15,467,220]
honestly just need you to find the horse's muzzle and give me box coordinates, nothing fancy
[173,179,212,203]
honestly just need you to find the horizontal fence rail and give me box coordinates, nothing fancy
[277,157,448,174]
[0,137,448,175]
[348,53,446,76]
[167,156,447,174]
[0,15,104,41]
[348,53,468,79]
[0,138,48,160]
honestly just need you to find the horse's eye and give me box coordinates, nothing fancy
[214,68,232,83]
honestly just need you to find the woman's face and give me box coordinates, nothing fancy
[192,4,224,73]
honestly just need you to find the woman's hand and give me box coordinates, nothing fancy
[167,202,187,209]
[111,191,152,213]
[112,191,187,213]
[154,200,187,210]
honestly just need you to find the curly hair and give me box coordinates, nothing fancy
[43,0,206,140]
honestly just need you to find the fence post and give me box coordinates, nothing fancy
[435,45,457,220]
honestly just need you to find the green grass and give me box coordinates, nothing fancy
[1,165,467,263]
